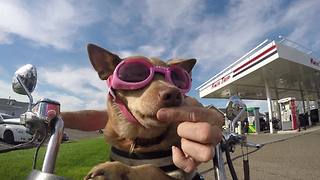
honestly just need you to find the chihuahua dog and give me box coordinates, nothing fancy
[85,44,200,180]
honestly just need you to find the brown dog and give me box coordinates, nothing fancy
[85,44,201,180]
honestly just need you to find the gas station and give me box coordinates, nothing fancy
[197,37,320,133]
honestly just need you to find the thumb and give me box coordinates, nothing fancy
[47,110,57,121]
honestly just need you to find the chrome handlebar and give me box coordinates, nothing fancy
[19,98,66,179]
[12,64,67,179]
[42,117,64,173]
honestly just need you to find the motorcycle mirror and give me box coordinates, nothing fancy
[12,64,37,95]
[12,64,37,111]
[226,95,246,122]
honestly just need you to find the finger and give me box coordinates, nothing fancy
[172,146,199,173]
[177,122,222,144]
[181,138,214,162]
[157,106,224,126]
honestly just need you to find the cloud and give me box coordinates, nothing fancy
[32,91,84,111]
[172,0,282,66]
[38,65,105,94]
[32,90,107,111]
[106,0,320,75]
[36,65,107,111]
[0,0,99,50]
[0,31,12,44]
[85,0,320,107]
[103,0,276,69]
[138,45,166,57]
[0,79,29,102]
[280,1,320,51]
[142,0,202,31]
[118,45,166,58]
[2,0,320,112]
[0,64,107,111]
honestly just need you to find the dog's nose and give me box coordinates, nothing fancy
[159,88,182,107]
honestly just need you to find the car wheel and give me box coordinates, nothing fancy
[3,130,14,144]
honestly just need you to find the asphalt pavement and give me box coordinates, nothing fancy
[198,125,320,180]
[1,126,319,179]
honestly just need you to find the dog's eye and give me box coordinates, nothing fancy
[118,63,150,82]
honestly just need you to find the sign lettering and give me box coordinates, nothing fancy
[211,74,231,89]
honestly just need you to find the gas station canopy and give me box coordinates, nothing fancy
[197,39,320,101]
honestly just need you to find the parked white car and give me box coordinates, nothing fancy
[0,113,33,144]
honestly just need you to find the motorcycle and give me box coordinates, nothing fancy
[8,64,66,180]
[2,64,262,180]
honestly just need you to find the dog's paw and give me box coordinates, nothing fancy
[84,161,131,180]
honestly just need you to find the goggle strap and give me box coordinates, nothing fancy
[108,87,116,100]
[114,98,139,124]
[107,89,139,124]
[106,75,117,100]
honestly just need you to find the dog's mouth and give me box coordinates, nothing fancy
[133,110,168,129]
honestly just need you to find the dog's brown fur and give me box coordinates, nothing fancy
[85,44,200,180]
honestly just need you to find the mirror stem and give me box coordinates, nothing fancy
[231,108,246,132]
[17,75,33,111]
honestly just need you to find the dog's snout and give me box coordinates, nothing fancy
[159,88,182,107]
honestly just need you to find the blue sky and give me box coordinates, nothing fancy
[1,0,320,112]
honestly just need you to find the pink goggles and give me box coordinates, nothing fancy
[107,57,191,93]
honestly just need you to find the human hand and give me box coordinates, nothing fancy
[47,110,58,121]
[46,110,60,128]
[156,106,224,173]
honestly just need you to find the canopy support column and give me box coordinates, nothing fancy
[275,87,281,121]
[306,98,312,126]
[318,92,320,123]
[265,80,274,134]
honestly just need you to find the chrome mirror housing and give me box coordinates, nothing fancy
[226,95,246,122]
[12,64,37,95]
[12,64,37,111]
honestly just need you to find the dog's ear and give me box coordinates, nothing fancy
[168,58,196,74]
[87,43,122,80]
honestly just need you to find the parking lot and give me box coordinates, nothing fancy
[199,125,320,180]
[1,127,319,179]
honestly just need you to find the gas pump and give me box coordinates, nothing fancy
[278,97,298,130]
[246,107,260,133]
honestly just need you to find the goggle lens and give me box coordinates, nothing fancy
[171,68,188,89]
[118,62,150,82]
[110,58,191,93]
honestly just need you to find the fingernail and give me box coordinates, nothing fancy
[157,109,167,121]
